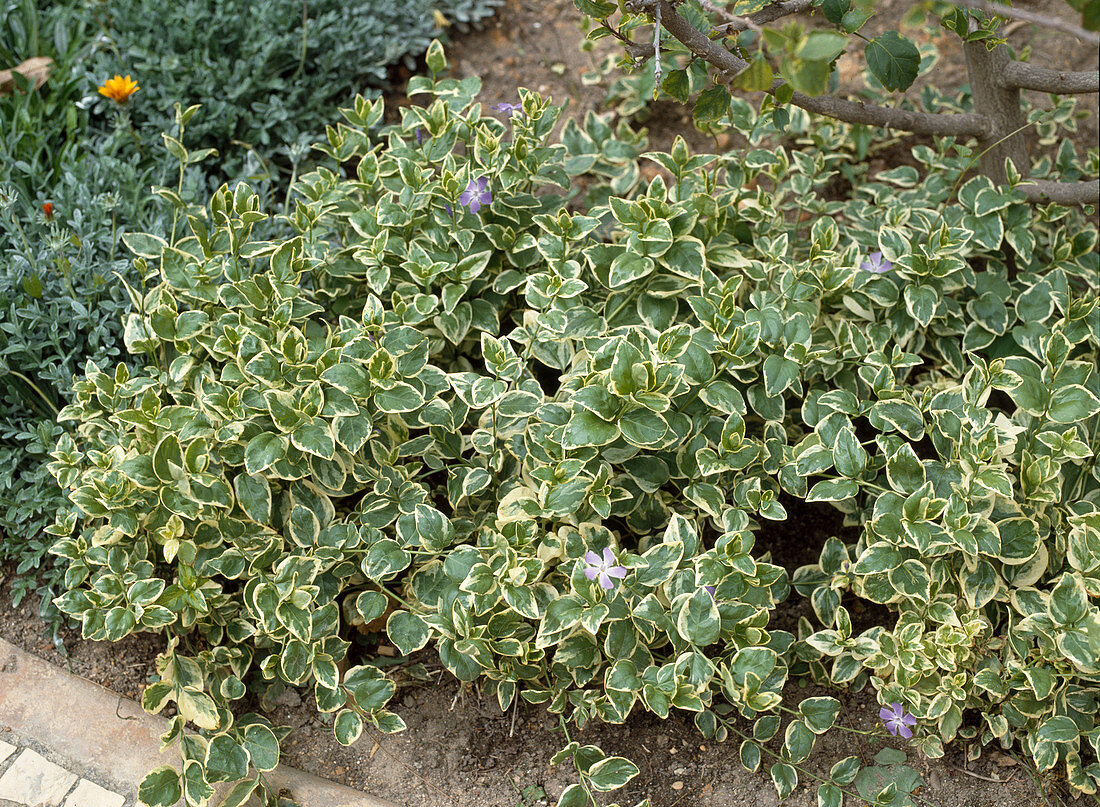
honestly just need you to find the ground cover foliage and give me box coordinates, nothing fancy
[0,0,500,618]
[41,42,1100,805]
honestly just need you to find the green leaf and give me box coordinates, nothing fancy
[123,231,169,259]
[619,408,668,447]
[374,382,424,413]
[561,409,620,448]
[233,474,271,524]
[177,686,219,730]
[355,590,389,624]
[865,31,921,91]
[291,420,336,459]
[288,504,320,547]
[693,85,731,124]
[587,756,640,791]
[280,639,312,684]
[637,540,684,587]
[739,739,762,772]
[817,783,842,807]
[139,766,183,807]
[556,783,588,807]
[735,53,773,92]
[675,589,721,646]
[1049,573,1089,626]
[204,735,249,783]
[807,478,858,502]
[799,696,841,734]
[387,610,431,655]
[215,778,258,807]
[608,250,655,288]
[830,755,861,785]
[886,444,925,493]
[244,433,287,475]
[322,363,372,398]
[242,724,279,772]
[770,762,798,799]
[832,426,867,478]
[783,719,816,763]
[1047,384,1100,423]
[334,709,363,746]
[799,31,848,61]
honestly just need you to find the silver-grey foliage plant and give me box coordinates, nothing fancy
[46,43,1100,807]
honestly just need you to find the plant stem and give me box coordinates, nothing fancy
[4,370,58,415]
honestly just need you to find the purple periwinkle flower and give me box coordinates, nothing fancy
[861,251,892,274]
[583,547,628,591]
[879,703,917,738]
[492,101,523,118]
[704,585,716,599]
[458,177,492,215]
[414,127,426,145]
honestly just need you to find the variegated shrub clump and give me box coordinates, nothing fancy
[47,45,1100,806]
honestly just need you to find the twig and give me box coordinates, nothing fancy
[654,0,663,95]
[700,0,762,34]
[508,692,519,738]
[948,764,1019,784]
[969,1,1100,46]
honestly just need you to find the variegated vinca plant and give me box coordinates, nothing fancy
[45,44,1100,807]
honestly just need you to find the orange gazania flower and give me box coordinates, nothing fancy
[98,74,139,104]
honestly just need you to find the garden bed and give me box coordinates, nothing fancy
[2,1,1097,806]
[0,499,1070,807]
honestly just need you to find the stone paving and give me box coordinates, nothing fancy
[0,738,127,807]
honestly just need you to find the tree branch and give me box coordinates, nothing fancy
[655,0,989,137]
[1000,61,1099,94]
[968,1,1100,46]
[624,0,812,61]
[789,91,988,136]
[1019,178,1100,205]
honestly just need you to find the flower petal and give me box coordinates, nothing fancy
[601,547,616,565]
[584,567,599,581]
[897,724,913,739]
[879,706,895,721]
[606,565,627,579]
[584,550,601,566]
[598,572,615,590]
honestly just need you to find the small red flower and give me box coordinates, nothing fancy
[42,202,54,220]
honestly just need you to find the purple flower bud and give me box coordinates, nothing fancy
[414,127,426,145]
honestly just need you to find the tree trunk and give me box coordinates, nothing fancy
[963,24,1031,187]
